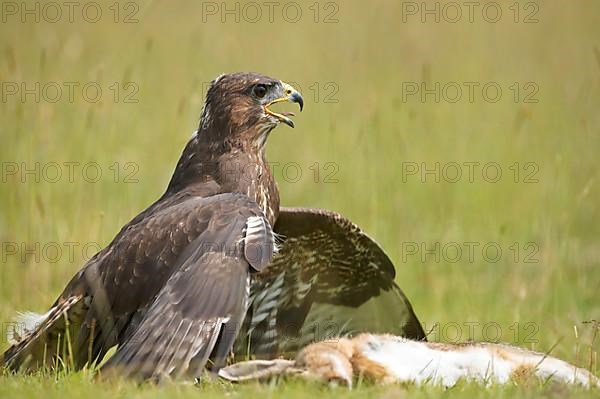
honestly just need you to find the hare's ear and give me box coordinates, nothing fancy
[218,359,297,382]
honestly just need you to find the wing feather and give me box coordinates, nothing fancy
[100,204,275,381]
[235,207,425,359]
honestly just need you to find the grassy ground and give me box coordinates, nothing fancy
[1,0,599,397]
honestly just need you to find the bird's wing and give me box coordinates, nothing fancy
[2,193,276,378]
[234,207,425,359]
[99,197,276,381]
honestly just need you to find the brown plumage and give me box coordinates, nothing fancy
[1,72,302,381]
[2,72,426,381]
[234,208,426,359]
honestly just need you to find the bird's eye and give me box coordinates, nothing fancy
[253,84,267,99]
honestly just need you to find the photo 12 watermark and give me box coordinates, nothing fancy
[401,2,540,24]
[401,241,540,264]
[1,82,139,104]
[1,241,102,264]
[423,321,539,343]
[401,82,539,104]
[212,160,340,184]
[401,162,540,184]
[1,1,140,24]
[1,162,140,184]
[199,1,339,24]
[201,81,340,104]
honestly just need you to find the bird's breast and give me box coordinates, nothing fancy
[253,167,278,225]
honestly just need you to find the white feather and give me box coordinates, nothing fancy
[245,217,275,248]
[6,309,52,345]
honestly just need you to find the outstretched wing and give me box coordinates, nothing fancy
[99,203,276,381]
[234,207,425,359]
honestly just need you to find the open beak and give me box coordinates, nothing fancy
[264,82,303,128]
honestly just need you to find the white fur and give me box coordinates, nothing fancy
[360,336,512,386]
[323,352,353,388]
[356,335,598,388]
[220,334,600,388]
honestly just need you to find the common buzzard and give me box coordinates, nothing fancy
[1,72,424,381]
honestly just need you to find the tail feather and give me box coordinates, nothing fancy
[6,310,53,346]
[1,296,85,371]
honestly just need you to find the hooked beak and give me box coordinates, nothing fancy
[264,82,303,128]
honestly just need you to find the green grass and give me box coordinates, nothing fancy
[1,0,599,397]
[3,372,599,399]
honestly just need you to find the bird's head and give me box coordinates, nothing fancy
[199,72,303,147]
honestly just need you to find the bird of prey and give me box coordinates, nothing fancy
[1,72,425,381]
[2,72,303,381]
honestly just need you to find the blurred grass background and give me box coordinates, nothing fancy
[1,0,599,397]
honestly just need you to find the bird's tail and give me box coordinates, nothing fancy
[1,295,85,372]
